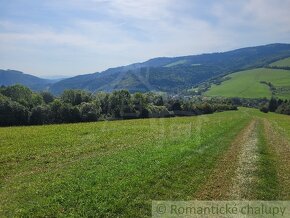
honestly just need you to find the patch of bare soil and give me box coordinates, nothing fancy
[196,120,259,200]
[263,119,290,200]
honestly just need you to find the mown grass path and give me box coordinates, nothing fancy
[195,119,259,199]
[229,120,259,199]
[196,111,290,201]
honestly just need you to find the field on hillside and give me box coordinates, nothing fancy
[205,68,290,99]
[1,109,290,217]
[270,57,290,67]
[164,60,187,67]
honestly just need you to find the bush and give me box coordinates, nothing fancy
[79,102,101,122]
[276,102,290,115]
[147,104,172,118]
[40,91,54,104]
[30,105,51,125]
[196,103,213,114]
[260,106,269,113]
[0,98,29,126]
[61,90,92,106]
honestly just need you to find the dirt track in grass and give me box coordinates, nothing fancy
[195,119,259,200]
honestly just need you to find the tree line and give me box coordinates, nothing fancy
[260,97,290,115]
[0,84,237,126]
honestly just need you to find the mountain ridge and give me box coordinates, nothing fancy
[49,43,290,94]
[1,43,290,94]
[0,69,53,90]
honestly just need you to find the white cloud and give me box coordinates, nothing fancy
[107,0,173,20]
[0,0,290,76]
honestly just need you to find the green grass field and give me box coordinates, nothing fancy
[205,68,290,99]
[1,109,290,217]
[270,57,290,67]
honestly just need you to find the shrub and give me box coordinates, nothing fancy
[260,106,269,113]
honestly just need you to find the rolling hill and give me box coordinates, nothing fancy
[2,43,290,95]
[205,68,290,99]
[0,69,53,90]
[49,43,290,94]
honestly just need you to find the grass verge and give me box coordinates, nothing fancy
[255,119,279,199]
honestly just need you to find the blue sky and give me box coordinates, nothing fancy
[0,0,290,77]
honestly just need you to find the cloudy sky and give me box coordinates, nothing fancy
[0,0,290,77]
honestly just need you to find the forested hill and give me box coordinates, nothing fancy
[49,43,290,94]
[1,43,290,94]
[0,70,52,90]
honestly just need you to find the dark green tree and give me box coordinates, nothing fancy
[109,90,133,118]
[61,90,92,106]
[269,98,278,112]
[1,84,34,107]
[40,91,54,104]
[0,97,29,126]
[30,105,51,125]
[79,102,101,122]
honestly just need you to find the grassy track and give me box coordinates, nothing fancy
[195,109,290,201]
[205,68,290,99]
[195,119,257,200]
[1,108,290,217]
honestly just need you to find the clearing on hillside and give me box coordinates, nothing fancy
[270,57,290,67]
[205,68,290,99]
[164,60,187,67]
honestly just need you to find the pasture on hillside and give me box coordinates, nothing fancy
[270,57,290,67]
[205,68,290,99]
[1,108,290,217]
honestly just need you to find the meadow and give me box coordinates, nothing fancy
[164,60,187,67]
[270,57,290,67]
[205,68,290,99]
[1,108,290,217]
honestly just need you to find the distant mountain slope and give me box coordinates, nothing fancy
[205,68,290,99]
[50,43,290,94]
[0,70,52,90]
